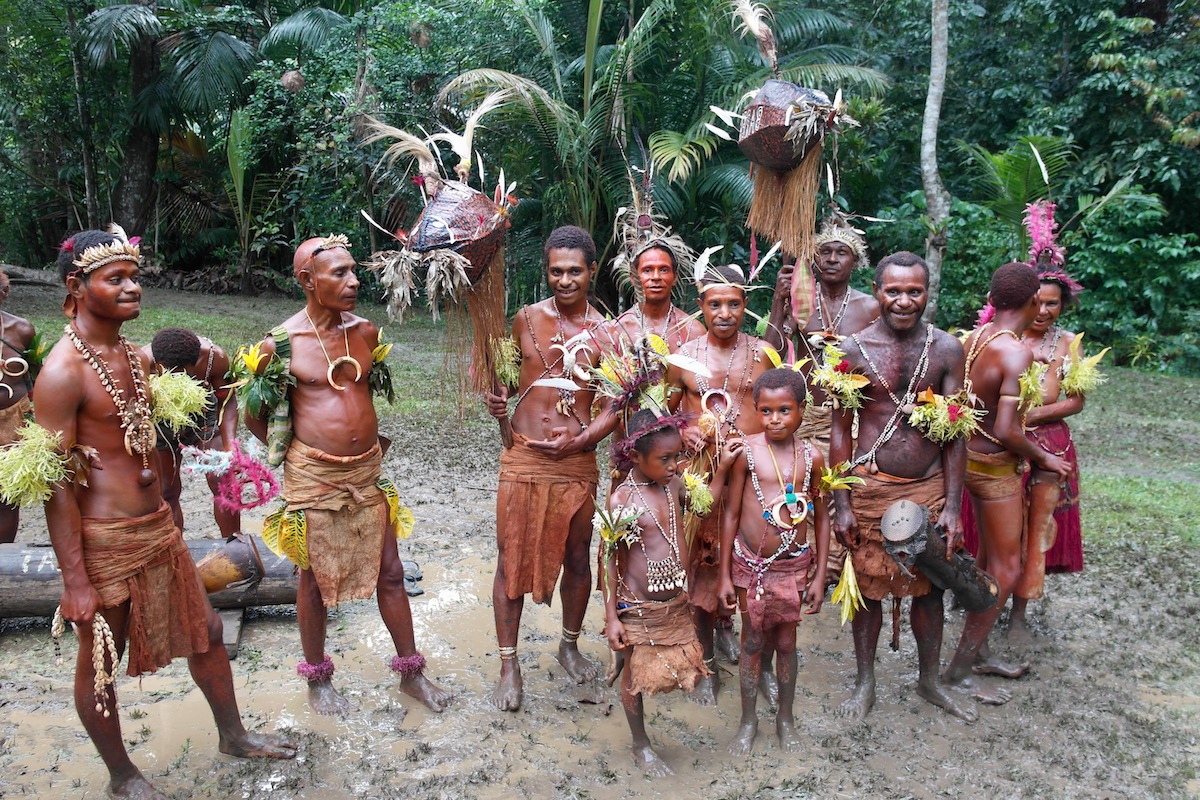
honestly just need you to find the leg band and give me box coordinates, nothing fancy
[389,652,427,678]
[561,627,581,643]
[297,654,335,683]
[498,646,518,661]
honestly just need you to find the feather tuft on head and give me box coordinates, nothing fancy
[1024,199,1065,267]
[731,0,777,74]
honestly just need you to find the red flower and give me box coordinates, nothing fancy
[834,360,851,374]
[948,404,961,422]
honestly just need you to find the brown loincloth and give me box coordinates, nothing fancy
[965,448,1024,501]
[618,592,710,696]
[283,439,388,606]
[497,434,598,604]
[0,395,31,447]
[80,503,210,676]
[795,403,831,461]
[732,536,812,632]
[848,467,944,601]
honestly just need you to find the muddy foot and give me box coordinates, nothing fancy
[944,673,1013,705]
[688,673,719,706]
[972,653,1030,679]
[401,673,453,712]
[219,730,298,760]
[759,668,779,711]
[307,680,353,715]
[632,744,673,777]
[728,719,758,755]
[836,681,875,721]
[605,650,626,687]
[557,641,598,684]
[776,718,802,752]
[1006,617,1036,645]
[491,663,523,712]
[715,626,741,664]
[916,681,978,723]
[109,773,167,800]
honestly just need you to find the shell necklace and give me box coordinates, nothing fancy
[306,310,361,391]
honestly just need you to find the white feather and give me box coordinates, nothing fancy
[709,105,742,127]
[665,353,713,379]
[692,245,724,284]
[1030,142,1050,186]
[532,378,583,391]
[704,122,734,141]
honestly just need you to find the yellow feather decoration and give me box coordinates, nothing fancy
[378,478,414,539]
[262,507,309,569]
[1061,332,1109,397]
[830,553,864,624]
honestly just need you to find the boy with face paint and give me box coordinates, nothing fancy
[0,268,35,542]
[483,225,608,711]
[247,235,451,716]
[36,229,296,799]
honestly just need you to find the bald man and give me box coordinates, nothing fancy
[246,236,451,715]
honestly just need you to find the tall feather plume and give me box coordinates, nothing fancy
[732,0,777,74]
[361,117,440,181]
[429,89,512,182]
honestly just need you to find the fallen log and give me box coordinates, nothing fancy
[1,264,59,287]
[0,536,298,619]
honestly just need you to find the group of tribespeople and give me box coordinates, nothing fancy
[0,204,1101,793]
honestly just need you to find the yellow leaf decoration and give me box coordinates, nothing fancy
[830,554,864,625]
[762,345,783,368]
[372,341,393,364]
[810,343,870,410]
[907,388,985,443]
[1018,362,1048,411]
[646,334,670,357]
[240,342,266,374]
[818,461,866,495]
[0,422,71,507]
[378,478,415,539]
[261,507,309,569]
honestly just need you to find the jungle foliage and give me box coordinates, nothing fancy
[0,0,1197,371]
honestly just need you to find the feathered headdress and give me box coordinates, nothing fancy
[71,224,141,276]
[610,412,689,474]
[610,160,696,301]
[707,2,858,274]
[812,211,870,270]
[1037,268,1083,304]
[1025,199,1065,267]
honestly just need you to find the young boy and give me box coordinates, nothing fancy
[719,368,829,754]
[603,409,710,776]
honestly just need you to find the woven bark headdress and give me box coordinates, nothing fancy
[610,160,696,301]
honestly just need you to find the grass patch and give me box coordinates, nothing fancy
[1083,474,1200,548]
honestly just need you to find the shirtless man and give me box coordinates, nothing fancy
[944,261,1072,697]
[247,235,450,715]
[37,229,295,799]
[144,328,239,538]
[830,251,976,722]
[610,245,706,352]
[483,226,607,711]
[765,222,879,584]
[0,268,35,542]
[665,263,771,704]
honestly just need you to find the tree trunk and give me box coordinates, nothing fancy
[66,4,100,229]
[110,0,160,234]
[921,0,952,323]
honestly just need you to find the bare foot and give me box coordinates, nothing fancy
[715,626,740,664]
[688,673,719,706]
[218,730,299,759]
[1006,615,1035,645]
[776,718,802,752]
[307,679,353,715]
[836,681,875,721]
[944,673,1013,705]
[758,668,779,711]
[491,660,523,712]
[727,719,758,755]
[109,772,167,800]
[916,681,979,723]
[400,673,453,712]
[605,650,626,687]
[557,640,598,684]
[632,744,673,776]
[972,653,1030,679]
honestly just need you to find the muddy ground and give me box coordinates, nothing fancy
[0,283,1197,799]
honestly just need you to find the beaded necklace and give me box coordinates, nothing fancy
[813,282,851,335]
[695,332,750,435]
[635,303,684,350]
[65,323,157,478]
[623,476,686,594]
[740,437,814,600]
[850,324,935,473]
[515,300,599,427]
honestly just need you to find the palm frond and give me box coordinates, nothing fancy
[694,161,754,212]
[259,7,350,57]
[82,4,164,67]
[648,128,718,184]
[772,8,851,42]
[165,28,257,116]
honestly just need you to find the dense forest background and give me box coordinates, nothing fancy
[1,0,1197,371]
